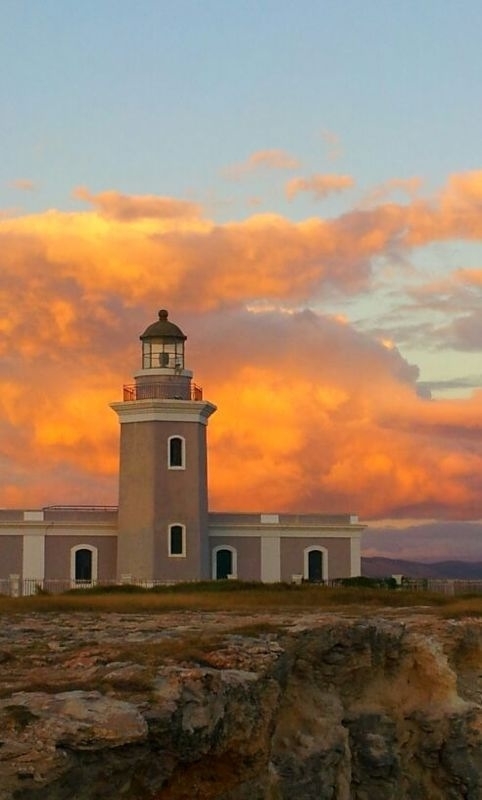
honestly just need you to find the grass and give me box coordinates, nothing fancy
[0,581,481,616]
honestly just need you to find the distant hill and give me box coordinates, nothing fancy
[362,557,482,580]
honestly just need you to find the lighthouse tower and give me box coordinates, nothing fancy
[111,310,216,583]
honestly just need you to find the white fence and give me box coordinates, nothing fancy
[2,575,482,597]
[0,576,177,597]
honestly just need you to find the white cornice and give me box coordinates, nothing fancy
[110,399,217,425]
[209,527,362,539]
[0,523,117,535]
[133,368,193,379]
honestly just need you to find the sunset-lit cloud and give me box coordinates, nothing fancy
[74,186,202,221]
[223,149,300,179]
[9,178,36,192]
[359,177,422,207]
[1,170,482,525]
[285,173,355,201]
[320,129,343,161]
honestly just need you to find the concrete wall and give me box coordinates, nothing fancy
[0,510,361,585]
[117,415,210,582]
[210,536,261,581]
[44,535,117,581]
[209,533,355,582]
[280,536,352,581]
[0,535,23,577]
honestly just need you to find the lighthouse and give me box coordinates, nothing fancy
[111,310,216,583]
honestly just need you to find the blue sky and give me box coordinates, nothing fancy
[3,0,482,219]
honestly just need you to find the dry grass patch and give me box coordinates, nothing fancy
[0,583,480,617]
[439,596,482,619]
[101,633,226,671]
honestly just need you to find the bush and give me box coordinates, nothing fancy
[336,576,398,590]
[63,583,148,595]
[151,580,296,594]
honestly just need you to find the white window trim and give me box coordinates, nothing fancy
[70,544,98,584]
[212,545,238,580]
[303,545,328,581]
[167,435,186,470]
[168,523,186,557]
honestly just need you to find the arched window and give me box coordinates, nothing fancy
[70,545,98,584]
[168,436,185,469]
[212,546,238,580]
[168,524,186,557]
[303,546,328,583]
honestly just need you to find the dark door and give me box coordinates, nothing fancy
[308,550,323,582]
[75,549,92,581]
[216,549,232,580]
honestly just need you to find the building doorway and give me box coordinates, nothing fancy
[71,545,98,585]
[307,549,323,582]
[216,548,232,580]
[75,548,92,581]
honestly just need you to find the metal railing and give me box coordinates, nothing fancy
[123,382,203,401]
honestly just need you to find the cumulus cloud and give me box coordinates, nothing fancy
[359,177,422,207]
[285,173,355,201]
[73,186,202,221]
[9,178,36,191]
[418,375,482,394]
[1,171,482,522]
[223,149,300,179]
[379,270,482,353]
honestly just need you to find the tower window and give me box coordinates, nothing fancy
[168,436,185,469]
[168,524,186,557]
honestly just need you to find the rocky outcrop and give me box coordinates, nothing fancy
[0,611,482,798]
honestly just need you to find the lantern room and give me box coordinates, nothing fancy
[140,309,186,371]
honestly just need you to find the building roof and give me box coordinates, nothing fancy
[140,310,187,342]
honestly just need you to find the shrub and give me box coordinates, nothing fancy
[64,583,148,595]
[336,576,398,590]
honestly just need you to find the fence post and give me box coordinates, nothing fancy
[9,574,20,598]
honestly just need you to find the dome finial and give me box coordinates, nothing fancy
[159,309,168,320]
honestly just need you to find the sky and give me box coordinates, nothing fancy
[2,0,482,561]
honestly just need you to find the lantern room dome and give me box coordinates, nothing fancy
[140,310,187,342]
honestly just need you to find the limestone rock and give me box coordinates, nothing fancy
[0,612,481,798]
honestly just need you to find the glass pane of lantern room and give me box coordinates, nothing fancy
[173,342,184,369]
[142,342,152,369]
[162,344,176,367]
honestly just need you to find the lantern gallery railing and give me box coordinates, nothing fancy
[123,382,203,401]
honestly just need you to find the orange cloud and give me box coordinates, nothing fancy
[1,174,482,519]
[359,176,422,207]
[9,179,36,191]
[223,149,300,179]
[285,173,355,201]
[194,310,482,519]
[74,186,201,221]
